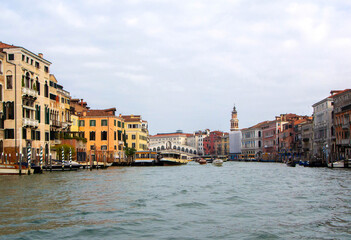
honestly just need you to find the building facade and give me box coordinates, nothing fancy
[121,115,149,151]
[332,89,351,161]
[1,42,54,163]
[78,108,125,162]
[312,96,334,160]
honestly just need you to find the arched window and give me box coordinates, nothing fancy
[6,71,13,89]
[36,77,40,95]
[258,141,261,148]
[258,131,261,138]
[153,148,156,151]
[173,145,176,149]
[177,146,180,150]
[161,145,165,150]
[194,150,197,155]
[157,147,160,151]
[44,81,48,97]
[189,149,193,154]
[25,72,30,88]
[185,148,188,153]
[181,147,184,152]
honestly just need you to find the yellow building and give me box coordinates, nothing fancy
[121,115,149,151]
[78,108,125,162]
[70,115,79,132]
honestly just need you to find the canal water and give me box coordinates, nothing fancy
[0,162,350,240]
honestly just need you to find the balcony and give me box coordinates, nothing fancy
[62,122,69,129]
[342,122,350,129]
[341,139,351,145]
[22,87,38,99]
[23,118,39,128]
[51,120,62,128]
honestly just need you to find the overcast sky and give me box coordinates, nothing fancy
[1,0,350,134]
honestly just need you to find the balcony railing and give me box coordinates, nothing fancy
[341,139,350,145]
[22,87,38,99]
[51,120,62,128]
[342,122,350,129]
[23,118,39,128]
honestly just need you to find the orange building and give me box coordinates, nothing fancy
[78,108,125,163]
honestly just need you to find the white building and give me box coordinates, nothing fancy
[241,121,268,158]
[312,95,334,158]
[187,129,210,156]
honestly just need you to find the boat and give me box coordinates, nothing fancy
[158,152,188,166]
[198,159,207,165]
[132,151,158,166]
[42,160,82,171]
[328,159,351,168]
[0,163,34,175]
[212,159,223,166]
[79,161,112,169]
[286,160,296,167]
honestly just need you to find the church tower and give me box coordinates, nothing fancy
[230,105,239,131]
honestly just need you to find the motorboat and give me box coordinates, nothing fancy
[198,159,207,165]
[212,159,223,166]
[43,160,82,171]
[328,160,350,168]
[0,163,34,175]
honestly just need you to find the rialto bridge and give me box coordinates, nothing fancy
[149,141,198,157]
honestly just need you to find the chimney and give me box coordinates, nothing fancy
[81,99,83,107]
[38,53,43,58]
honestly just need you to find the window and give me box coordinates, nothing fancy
[90,120,96,126]
[101,119,107,126]
[45,132,49,141]
[36,131,40,140]
[44,66,49,73]
[114,145,117,150]
[22,55,25,61]
[0,84,2,101]
[101,131,107,141]
[101,145,107,150]
[6,75,13,89]
[122,123,124,128]
[36,79,40,95]
[35,61,40,68]
[79,120,85,127]
[132,143,136,148]
[5,129,14,139]
[118,131,122,140]
[114,120,116,126]
[61,97,64,103]
[5,102,15,119]
[31,130,35,140]
[90,131,96,141]
[44,82,48,97]
[118,121,121,127]
[8,54,14,61]
[30,59,33,65]
[132,134,136,140]
[23,129,27,139]
[114,131,117,140]
[0,60,2,74]
[90,145,95,150]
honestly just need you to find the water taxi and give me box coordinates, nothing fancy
[158,152,188,166]
[212,159,223,166]
[132,151,158,166]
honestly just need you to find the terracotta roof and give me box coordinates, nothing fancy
[121,115,142,122]
[82,108,116,117]
[0,42,18,49]
[329,89,351,98]
[150,133,191,138]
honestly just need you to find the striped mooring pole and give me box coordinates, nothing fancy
[62,147,65,171]
[27,145,31,175]
[40,146,43,173]
[69,148,72,170]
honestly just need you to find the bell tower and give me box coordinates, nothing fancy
[230,104,239,131]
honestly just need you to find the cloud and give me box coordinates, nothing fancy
[1,0,350,133]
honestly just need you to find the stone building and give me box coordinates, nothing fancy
[332,89,351,161]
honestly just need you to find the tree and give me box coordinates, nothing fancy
[124,147,136,164]
[51,144,75,161]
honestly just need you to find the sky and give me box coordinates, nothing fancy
[1,0,350,135]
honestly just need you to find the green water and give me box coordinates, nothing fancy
[0,162,350,239]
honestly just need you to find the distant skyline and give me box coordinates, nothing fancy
[1,0,350,134]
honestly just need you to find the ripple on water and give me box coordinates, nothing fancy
[0,162,350,240]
